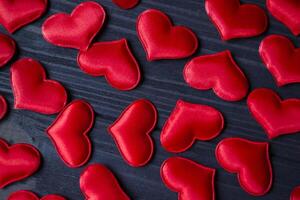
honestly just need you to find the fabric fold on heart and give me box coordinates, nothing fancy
[0,34,16,67]
[0,96,7,120]
[112,0,139,9]
[8,190,66,200]
[291,186,300,200]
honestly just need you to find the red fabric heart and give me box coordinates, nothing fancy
[46,100,94,168]
[205,0,268,40]
[108,99,157,167]
[247,88,300,139]
[8,190,66,200]
[0,138,41,188]
[0,34,15,67]
[291,186,300,200]
[259,34,300,86]
[161,100,224,153]
[11,58,68,115]
[137,9,198,61]
[80,164,130,200]
[184,50,249,101]
[161,157,215,200]
[0,0,47,33]
[112,0,139,9]
[42,1,105,50]
[77,39,141,91]
[216,137,272,196]
[0,96,7,120]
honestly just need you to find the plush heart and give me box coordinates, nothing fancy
[0,138,41,188]
[0,34,15,67]
[137,9,198,61]
[161,157,215,200]
[0,0,47,33]
[42,1,105,50]
[77,39,141,91]
[112,0,139,9]
[80,164,130,200]
[161,100,224,153]
[247,88,300,139]
[8,190,66,200]
[216,137,272,196]
[291,186,300,200]
[0,96,7,120]
[10,58,68,115]
[205,0,268,40]
[184,50,249,101]
[259,34,300,86]
[46,100,94,168]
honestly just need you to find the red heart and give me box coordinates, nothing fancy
[108,99,157,167]
[291,186,300,200]
[137,9,198,61]
[0,0,47,33]
[0,138,41,188]
[77,39,141,91]
[46,100,94,168]
[184,50,249,101]
[247,88,300,139]
[11,58,68,115]
[112,0,139,9]
[0,34,15,67]
[80,164,130,200]
[42,1,106,50]
[259,35,300,86]
[161,157,215,200]
[0,96,7,120]
[161,100,224,153]
[205,0,268,40]
[8,190,66,200]
[216,137,272,196]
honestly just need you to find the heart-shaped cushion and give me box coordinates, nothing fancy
[0,34,15,67]
[291,186,300,200]
[112,0,139,9]
[0,96,7,120]
[8,190,66,200]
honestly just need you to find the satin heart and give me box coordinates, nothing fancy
[108,99,157,167]
[248,88,300,139]
[11,58,68,115]
[161,157,215,200]
[0,96,7,120]
[291,186,300,200]
[46,100,94,168]
[0,0,47,33]
[205,0,268,40]
[216,137,272,196]
[0,34,15,67]
[112,0,139,9]
[0,138,41,188]
[161,100,224,153]
[184,50,249,101]
[80,164,130,200]
[137,9,198,61]
[259,35,300,86]
[42,1,105,50]
[77,39,141,91]
[8,190,66,200]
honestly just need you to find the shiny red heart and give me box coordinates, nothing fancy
[184,50,249,101]
[46,100,94,168]
[0,96,7,120]
[248,88,300,139]
[291,186,300,200]
[137,9,198,61]
[0,0,47,33]
[161,157,215,200]
[80,164,130,200]
[8,190,66,200]
[108,99,157,167]
[216,137,272,196]
[112,0,139,9]
[205,0,268,40]
[0,34,15,67]
[0,138,41,188]
[42,1,106,50]
[161,100,224,153]
[77,39,141,91]
[259,35,300,86]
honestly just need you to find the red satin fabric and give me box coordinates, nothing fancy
[8,190,66,200]
[291,186,300,200]
[46,100,94,168]
[184,50,249,101]
[161,100,224,153]
[161,157,215,200]
[216,138,272,196]
[0,34,15,67]
[77,39,141,91]
[0,96,7,120]
[108,99,157,167]
[112,0,139,9]
[137,9,198,61]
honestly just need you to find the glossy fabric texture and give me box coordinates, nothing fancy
[259,34,300,86]
[205,0,268,40]
[77,39,141,90]
[291,186,300,200]
[108,99,157,167]
[112,0,139,9]
[0,96,7,120]
[137,9,198,61]
[8,190,66,200]
[216,138,272,196]
[80,164,130,200]
[161,157,215,200]
[42,1,105,50]
[247,88,300,139]
[183,50,249,101]
[161,100,224,153]
[0,34,15,67]
[0,138,41,189]
[46,100,94,168]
